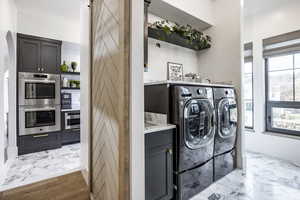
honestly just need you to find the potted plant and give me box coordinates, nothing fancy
[71,61,78,72]
[74,80,80,88]
[149,20,211,50]
[60,61,69,72]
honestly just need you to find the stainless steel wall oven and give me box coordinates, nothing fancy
[19,105,61,136]
[19,72,60,106]
[18,72,61,136]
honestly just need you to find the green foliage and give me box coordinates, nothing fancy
[60,61,69,72]
[149,20,211,50]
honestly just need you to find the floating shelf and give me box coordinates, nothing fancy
[61,72,80,75]
[61,87,80,90]
[148,27,210,51]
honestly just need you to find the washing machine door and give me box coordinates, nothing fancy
[184,99,215,149]
[218,98,237,138]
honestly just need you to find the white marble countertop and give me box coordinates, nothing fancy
[144,123,176,134]
[144,80,234,88]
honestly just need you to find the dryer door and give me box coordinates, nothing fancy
[218,98,237,138]
[184,99,215,149]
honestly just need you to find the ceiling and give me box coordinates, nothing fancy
[15,0,80,21]
[244,0,296,16]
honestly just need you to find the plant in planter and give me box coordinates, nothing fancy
[71,61,78,72]
[69,80,80,88]
[60,61,69,72]
[149,20,211,50]
[73,80,80,88]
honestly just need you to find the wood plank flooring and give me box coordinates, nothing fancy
[0,171,90,200]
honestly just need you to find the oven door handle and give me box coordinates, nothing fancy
[23,107,56,112]
[65,115,80,119]
[23,79,57,83]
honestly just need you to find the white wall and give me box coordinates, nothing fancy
[0,0,17,182]
[17,11,80,43]
[197,0,244,168]
[144,14,200,82]
[244,0,300,166]
[80,0,90,184]
[131,1,145,199]
[162,0,214,25]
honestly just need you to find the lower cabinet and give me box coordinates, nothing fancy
[145,129,174,200]
[18,132,61,155]
[61,129,81,145]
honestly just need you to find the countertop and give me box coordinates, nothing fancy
[144,123,176,134]
[144,80,234,88]
[61,108,80,112]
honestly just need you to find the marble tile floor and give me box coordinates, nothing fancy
[192,151,300,200]
[0,143,81,192]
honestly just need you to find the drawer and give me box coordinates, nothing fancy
[18,132,61,155]
[61,129,80,145]
[145,129,174,150]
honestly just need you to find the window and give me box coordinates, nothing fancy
[266,54,300,136]
[244,42,254,129]
[264,30,300,136]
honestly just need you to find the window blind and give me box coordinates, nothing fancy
[244,42,253,62]
[263,30,300,57]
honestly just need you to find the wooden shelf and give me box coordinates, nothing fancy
[148,27,210,51]
[61,87,80,90]
[61,72,80,75]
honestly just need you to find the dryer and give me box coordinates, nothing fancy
[213,87,238,181]
[172,86,215,200]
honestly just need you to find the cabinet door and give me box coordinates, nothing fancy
[18,38,40,72]
[146,145,173,200]
[40,42,61,74]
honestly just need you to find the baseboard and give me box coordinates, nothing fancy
[81,169,89,185]
[0,159,14,186]
[7,146,18,160]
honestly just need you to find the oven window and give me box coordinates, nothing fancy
[25,83,56,99]
[25,110,56,128]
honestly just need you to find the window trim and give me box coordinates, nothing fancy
[244,60,254,130]
[265,56,300,136]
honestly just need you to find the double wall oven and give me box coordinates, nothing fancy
[18,72,61,136]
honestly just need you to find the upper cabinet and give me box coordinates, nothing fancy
[18,37,41,73]
[18,34,62,74]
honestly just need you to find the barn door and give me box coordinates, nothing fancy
[91,0,130,199]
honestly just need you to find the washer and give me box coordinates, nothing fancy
[172,86,215,200]
[213,87,238,181]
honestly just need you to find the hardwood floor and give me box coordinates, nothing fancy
[0,171,90,200]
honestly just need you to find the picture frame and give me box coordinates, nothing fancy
[167,62,183,81]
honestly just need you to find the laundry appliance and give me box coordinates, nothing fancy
[213,87,238,181]
[172,86,216,200]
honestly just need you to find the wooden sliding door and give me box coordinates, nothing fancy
[90,0,130,199]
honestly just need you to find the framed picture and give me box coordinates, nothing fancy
[167,62,183,81]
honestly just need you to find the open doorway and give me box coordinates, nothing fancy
[0,0,90,191]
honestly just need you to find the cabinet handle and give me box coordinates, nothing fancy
[167,148,173,155]
[33,134,49,138]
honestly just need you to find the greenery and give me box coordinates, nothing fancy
[60,61,69,72]
[149,20,211,49]
[69,80,80,88]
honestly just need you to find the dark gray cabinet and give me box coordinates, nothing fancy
[18,37,41,73]
[18,33,62,74]
[145,129,174,200]
[18,132,61,155]
[40,41,61,74]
